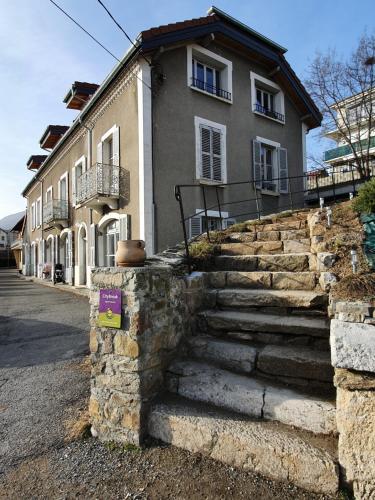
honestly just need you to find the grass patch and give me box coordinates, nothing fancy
[64,408,91,442]
[105,441,142,453]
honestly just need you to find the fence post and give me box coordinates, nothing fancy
[332,168,336,203]
[351,166,357,195]
[174,185,191,274]
[288,177,294,211]
[215,186,223,230]
[201,185,211,242]
[253,181,261,220]
[315,175,321,208]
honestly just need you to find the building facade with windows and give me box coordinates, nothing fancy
[22,6,321,287]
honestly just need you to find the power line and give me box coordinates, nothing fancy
[48,0,151,90]
[96,0,151,67]
[49,0,120,62]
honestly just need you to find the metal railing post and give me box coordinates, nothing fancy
[332,168,336,203]
[202,185,211,242]
[174,186,192,274]
[215,186,223,230]
[253,181,261,220]
[288,177,294,211]
[315,175,321,207]
[351,166,357,195]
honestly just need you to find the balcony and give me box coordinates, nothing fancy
[253,103,285,123]
[43,199,69,228]
[76,162,120,211]
[324,136,375,162]
[191,77,232,101]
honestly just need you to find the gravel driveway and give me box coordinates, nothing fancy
[0,269,90,474]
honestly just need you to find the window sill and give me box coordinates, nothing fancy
[190,85,232,104]
[198,178,226,187]
[261,189,280,197]
[253,110,285,125]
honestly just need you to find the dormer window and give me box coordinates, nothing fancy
[187,44,232,103]
[251,71,285,124]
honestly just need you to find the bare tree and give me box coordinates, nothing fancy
[306,33,375,178]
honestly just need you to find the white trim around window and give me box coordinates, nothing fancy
[195,116,227,184]
[36,197,42,227]
[58,171,69,201]
[72,155,86,207]
[250,71,285,124]
[187,44,233,104]
[45,186,53,203]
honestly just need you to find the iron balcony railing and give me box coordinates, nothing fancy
[43,199,69,224]
[324,136,375,162]
[175,167,374,273]
[254,103,285,122]
[76,162,120,205]
[191,77,232,101]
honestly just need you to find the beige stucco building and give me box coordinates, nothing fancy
[22,6,321,287]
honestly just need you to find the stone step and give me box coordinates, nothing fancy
[149,398,339,495]
[215,253,311,272]
[188,335,257,374]
[226,228,309,244]
[220,239,311,256]
[188,335,333,383]
[206,271,318,290]
[199,309,329,338]
[166,361,336,435]
[213,288,327,309]
[257,344,333,383]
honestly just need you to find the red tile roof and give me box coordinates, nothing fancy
[141,14,219,40]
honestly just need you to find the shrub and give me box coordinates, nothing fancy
[352,178,375,214]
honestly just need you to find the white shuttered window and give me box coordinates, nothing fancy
[195,117,226,183]
[252,139,288,194]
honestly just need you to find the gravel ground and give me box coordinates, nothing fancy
[0,270,342,499]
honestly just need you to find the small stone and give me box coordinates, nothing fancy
[114,333,140,358]
[319,272,338,292]
[89,328,98,353]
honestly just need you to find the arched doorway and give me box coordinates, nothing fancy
[59,230,73,284]
[77,224,87,286]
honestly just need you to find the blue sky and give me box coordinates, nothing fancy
[0,0,373,219]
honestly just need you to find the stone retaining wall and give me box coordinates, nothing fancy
[330,299,375,499]
[89,265,205,445]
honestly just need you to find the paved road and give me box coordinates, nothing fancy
[0,269,90,475]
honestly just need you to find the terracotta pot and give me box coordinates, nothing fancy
[116,240,146,267]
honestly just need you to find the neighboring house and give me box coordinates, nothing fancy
[0,211,25,267]
[21,6,321,287]
[319,88,375,200]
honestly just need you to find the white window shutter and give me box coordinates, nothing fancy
[97,142,103,164]
[200,126,211,179]
[41,239,46,264]
[252,140,262,189]
[67,230,74,284]
[113,126,120,166]
[72,166,76,206]
[83,156,87,172]
[212,129,222,181]
[119,214,130,240]
[90,223,97,267]
[97,233,104,267]
[278,147,288,193]
[189,216,202,239]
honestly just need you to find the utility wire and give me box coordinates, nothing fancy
[96,0,152,66]
[49,0,120,62]
[48,0,151,90]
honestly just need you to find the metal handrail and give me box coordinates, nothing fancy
[254,103,285,122]
[76,162,120,205]
[175,167,374,273]
[43,199,69,223]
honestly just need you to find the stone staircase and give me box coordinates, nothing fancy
[148,211,339,495]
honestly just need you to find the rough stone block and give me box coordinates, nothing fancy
[256,230,280,241]
[272,272,316,291]
[334,368,375,391]
[319,272,338,293]
[279,229,308,240]
[226,271,271,289]
[90,328,98,353]
[257,254,309,272]
[337,387,375,482]
[331,319,375,372]
[283,239,311,254]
